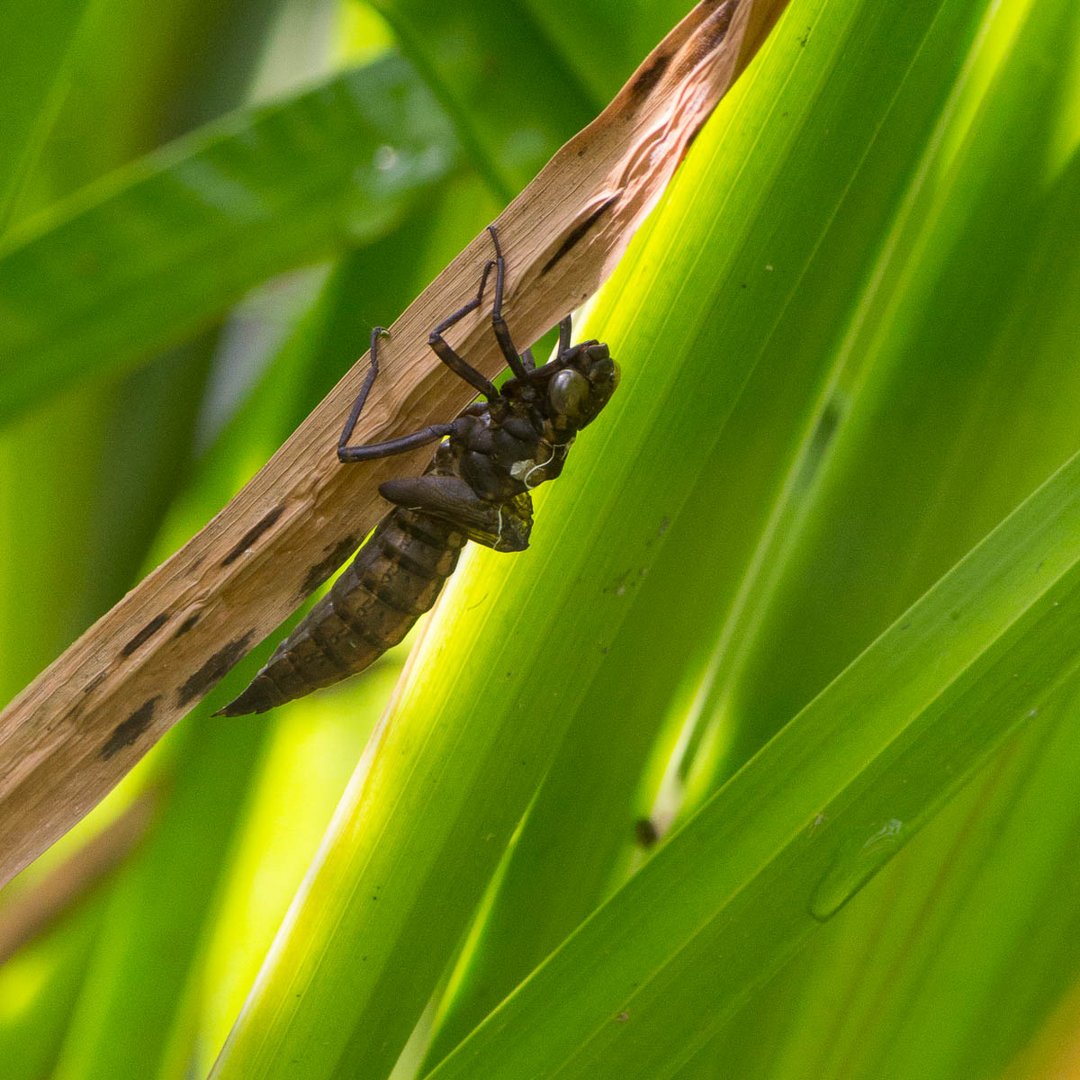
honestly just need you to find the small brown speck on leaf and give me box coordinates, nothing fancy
[301,535,360,598]
[634,818,661,847]
[628,50,672,103]
[540,197,619,276]
[173,612,201,638]
[176,634,254,707]
[220,505,286,567]
[100,697,159,759]
[120,613,170,657]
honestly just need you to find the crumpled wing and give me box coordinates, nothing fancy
[379,475,533,552]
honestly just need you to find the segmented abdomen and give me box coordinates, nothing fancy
[218,509,465,715]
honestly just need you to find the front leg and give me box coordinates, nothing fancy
[486,224,531,380]
[337,327,455,463]
[427,253,501,400]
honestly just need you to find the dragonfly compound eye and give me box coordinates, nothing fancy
[548,368,591,420]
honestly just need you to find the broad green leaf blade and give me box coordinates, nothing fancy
[709,681,1080,1080]
[427,442,1080,1080]
[694,0,1080,788]
[0,54,457,423]
[188,689,393,1079]
[19,0,292,216]
[683,0,1080,1070]
[423,0,1003,1062]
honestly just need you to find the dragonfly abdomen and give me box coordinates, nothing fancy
[218,509,465,715]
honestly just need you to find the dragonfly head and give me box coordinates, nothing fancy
[548,342,619,432]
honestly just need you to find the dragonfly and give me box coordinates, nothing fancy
[219,225,619,716]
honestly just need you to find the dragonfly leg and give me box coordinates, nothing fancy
[487,224,531,379]
[337,326,387,451]
[428,254,501,400]
[557,314,573,355]
[519,315,570,374]
[338,424,454,464]
[338,327,454,463]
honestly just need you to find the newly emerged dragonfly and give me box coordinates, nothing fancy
[219,226,619,716]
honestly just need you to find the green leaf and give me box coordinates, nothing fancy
[0,54,457,423]
[425,0,1009,1063]
[522,0,695,102]
[0,0,91,229]
[369,0,599,195]
[677,0,1080,1072]
[429,441,1080,1078]
[0,0,298,706]
[695,0,1080,784]
[0,900,102,1080]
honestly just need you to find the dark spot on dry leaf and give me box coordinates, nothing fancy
[100,697,159,759]
[82,671,107,696]
[301,535,359,599]
[176,633,254,707]
[540,196,619,276]
[712,0,739,36]
[174,612,201,638]
[220,505,286,567]
[628,50,672,104]
[120,613,170,657]
[683,0,737,68]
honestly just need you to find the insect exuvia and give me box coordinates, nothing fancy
[218,225,619,716]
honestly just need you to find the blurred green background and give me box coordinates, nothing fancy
[2,1,1080,1078]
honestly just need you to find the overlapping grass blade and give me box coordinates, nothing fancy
[428,441,1080,1080]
